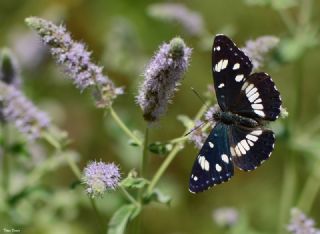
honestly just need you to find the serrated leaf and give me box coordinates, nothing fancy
[144,188,171,205]
[120,177,149,189]
[107,204,139,234]
[148,142,173,155]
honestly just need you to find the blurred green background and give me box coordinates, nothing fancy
[0,0,320,233]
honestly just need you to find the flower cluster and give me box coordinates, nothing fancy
[0,48,21,88]
[0,81,50,140]
[82,161,121,198]
[25,17,123,108]
[137,37,191,123]
[241,36,279,71]
[188,120,208,149]
[147,3,205,37]
[287,208,320,234]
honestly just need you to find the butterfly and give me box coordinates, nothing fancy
[189,34,282,193]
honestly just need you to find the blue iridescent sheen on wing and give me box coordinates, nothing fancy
[189,122,234,193]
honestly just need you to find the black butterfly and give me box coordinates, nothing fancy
[189,34,282,193]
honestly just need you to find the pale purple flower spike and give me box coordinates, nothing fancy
[287,208,320,234]
[25,17,122,108]
[241,36,279,71]
[83,161,121,198]
[0,81,50,141]
[137,37,191,122]
[148,3,205,36]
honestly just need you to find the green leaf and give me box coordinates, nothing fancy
[148,142,173,155]
[107,204,139,234]
[143,188,171,205]
[120,177,149,189]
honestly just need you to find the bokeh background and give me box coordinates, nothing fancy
[0,0,320,233]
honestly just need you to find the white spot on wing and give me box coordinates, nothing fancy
[235,74,244,82]
[218,83,225,88]
[209,142,214,148]
[248,92,259,103]
[240,139,250,151]
[252,130,263,136]
[221,154,229,163]
[233,63,240,70]
[245,84,254,94]
[252,104,264,110]
[246,134,258,142]
[221,59,228,70]
[215,164,222,172]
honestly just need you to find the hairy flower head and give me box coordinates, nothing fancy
[82,161,121,198]
[0,81,50,140]
[137,37,191,122]
[287,208,320,234]
[241,36,279,71]
[25,17,123,108]
[147,3,205,36]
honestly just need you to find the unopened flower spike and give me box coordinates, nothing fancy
[25,17,123,108]
[82,161,121,198]
[137,37,191,123]
[0,48,22,88]
[241,36,279,71]
[213,207,239,228]
[0,81,50,141]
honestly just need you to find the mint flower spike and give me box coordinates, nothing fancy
[0,48,22,89]
[0,81,50,141]
[147,3,205,37]
[287,208,320,234]
[25,17,123,108]
[137,37,192,123]
[82,161,121,198]
[241,36,279,71]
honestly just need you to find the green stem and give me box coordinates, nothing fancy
[147,102,210,194]
[1,123,9,199]
[90,197,105,233]
[109,107,142,146]
[277,9,296,35]
[43,130,103,231]
[297,160,320,213]
[119,185,139,206]
[141,127,149,177]
[298,0,313,27]
[147,143,182,195]
[278,153,296,234]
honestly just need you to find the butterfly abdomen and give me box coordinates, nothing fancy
[214,111,259,128]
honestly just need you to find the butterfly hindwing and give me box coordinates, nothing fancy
[212,35,253,111]
[189,122,234,193]
[228,125,275,171]
[231,72,282,121]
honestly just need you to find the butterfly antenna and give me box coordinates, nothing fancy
[190,87,210,109]
[184,121,206,137]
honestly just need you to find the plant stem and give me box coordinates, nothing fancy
[147,102,210,194]
[90,197,105,234]
[119,185,139,206]
[297,160,320,213]
[277,9,296,35]
[141,127,149,177]
[278,152,296,234]
[43,130,104,231]
[109,107,142,146]
[298,0,313,27]
[1,123,9,200]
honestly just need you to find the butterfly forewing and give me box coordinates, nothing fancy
[189,122,234,193]
[228,126,275,171]
[231,72,282,121]
[212,35,253,111]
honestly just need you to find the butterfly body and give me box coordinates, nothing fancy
[189,35,282,193]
